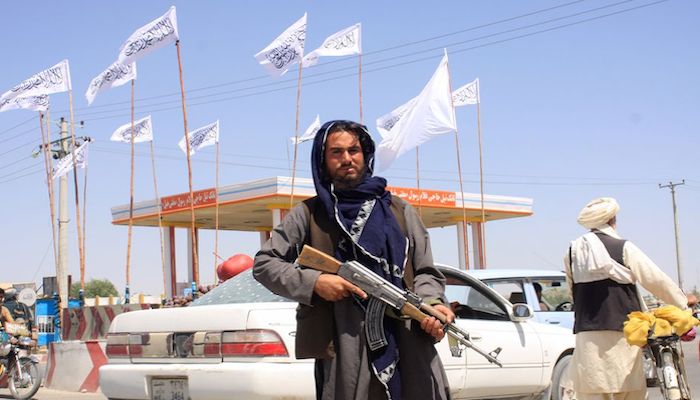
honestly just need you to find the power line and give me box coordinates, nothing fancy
[38,0,667,121]
[0,116,35,138]
[91,142,672,183]
[0,165,44,184]
[0,0,672,157]
[0,137,41,157]
[63,0,594,114]
[0,0,679,172]
[90,146,665,187]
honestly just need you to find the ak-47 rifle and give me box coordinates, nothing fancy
[297,245,503,367]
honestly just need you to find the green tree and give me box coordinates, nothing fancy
[70,279,119,298]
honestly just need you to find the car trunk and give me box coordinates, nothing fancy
[105,302,299,364]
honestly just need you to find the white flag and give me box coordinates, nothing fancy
[110,115,153,143]
[117,6,179,65]
[86,62,136,105]
[452,78,480,106]
[0,60,71,103]
[254,13,307,77]
[376,97,418,139]
[0,95,49,113]
[301,50,320,68]
[52,140,89,180]
[376,53,456,171]
[302,23,361,67]
[290,114,321,144]
[179,120,219,156]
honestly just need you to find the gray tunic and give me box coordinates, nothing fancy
[254,198,451,400]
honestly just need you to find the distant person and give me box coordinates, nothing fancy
[0,288,15,330]
[3,288,33,331]
[564,197,696,400]
[532,282,550,311]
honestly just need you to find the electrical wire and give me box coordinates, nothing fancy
[0,0,684,185]
[14,0,668,122]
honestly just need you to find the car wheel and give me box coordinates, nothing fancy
[550,354,576,400]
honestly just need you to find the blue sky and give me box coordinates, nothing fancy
[1,0,698,296]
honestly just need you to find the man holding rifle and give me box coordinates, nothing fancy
[254,120,454,400]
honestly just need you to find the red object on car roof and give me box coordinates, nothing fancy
[217,254,254,281]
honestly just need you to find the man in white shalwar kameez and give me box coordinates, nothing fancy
[564,197,690,400]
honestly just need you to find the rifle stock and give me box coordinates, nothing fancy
[297,245,342,274]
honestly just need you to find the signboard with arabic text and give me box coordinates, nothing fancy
[160,189,217,212]
[387,186,456,207]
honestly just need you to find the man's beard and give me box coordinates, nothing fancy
[331,165,366,189]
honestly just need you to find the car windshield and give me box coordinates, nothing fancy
[190,269,291,306]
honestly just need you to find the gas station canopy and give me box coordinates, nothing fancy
[111,176,533,230]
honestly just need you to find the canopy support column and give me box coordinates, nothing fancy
[456,221,470,270]
[471,222,486,269]
[163,227,176,298]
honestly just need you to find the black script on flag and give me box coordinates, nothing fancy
[123,17,176,59]
[9,65,67,96]
[88,63,134,97]
[265,25,306,70]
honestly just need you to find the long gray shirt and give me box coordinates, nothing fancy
[254,198,451,400]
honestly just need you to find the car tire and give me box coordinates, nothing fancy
[550,354,576,400]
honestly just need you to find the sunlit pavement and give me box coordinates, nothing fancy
[0,387,106,399]
[1,341,697,399]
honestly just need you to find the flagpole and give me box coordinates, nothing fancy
[358,53,363,124]
[475,80,487,268]
[123,79,137,298]
[444,53,469,270]
[82,148,89,282]
[214,140,220,283]
[289,60,304,209]
[39,112,59,276]
[416,147,422,217]
[147,139,167,296]
[175,40,200,286]
[67,91,86,290]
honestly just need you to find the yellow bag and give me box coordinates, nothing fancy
[624,305,700,347]
[652,305,699,336]
[623,311,655,346]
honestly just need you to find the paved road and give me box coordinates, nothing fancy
[2,341,697,399]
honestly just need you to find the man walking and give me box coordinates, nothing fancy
[254,120,454,400]
[565,197,693,400]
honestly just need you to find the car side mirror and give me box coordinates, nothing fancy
[511,303,533,322]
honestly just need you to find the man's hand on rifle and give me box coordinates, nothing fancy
[420,304,455,342]
[314,274,368,302]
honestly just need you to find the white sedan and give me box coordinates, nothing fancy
[100,266,575,400]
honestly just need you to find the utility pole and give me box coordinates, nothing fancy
[34,117,90,309]
[659,180,685,291]
[58,119,69,309]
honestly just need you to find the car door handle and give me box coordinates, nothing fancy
[546,320,560,325]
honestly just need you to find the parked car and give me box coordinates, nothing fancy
[100,266,575,400]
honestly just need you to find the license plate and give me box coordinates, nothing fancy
[150,377,189,400]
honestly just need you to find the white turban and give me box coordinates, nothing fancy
[577,197,619,229]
